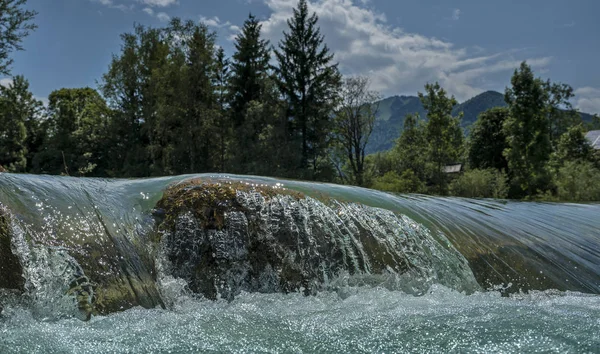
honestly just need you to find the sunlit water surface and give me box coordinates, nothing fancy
[1,173,600,353]
[2,286,599,353]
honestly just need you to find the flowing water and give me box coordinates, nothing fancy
[1,173,599,353]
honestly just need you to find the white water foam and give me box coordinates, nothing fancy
[1,286,599,353]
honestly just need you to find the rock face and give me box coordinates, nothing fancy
[0,207,24,315]
[0,203,164,321]
[154,180,479,300]
[0,207,24,292]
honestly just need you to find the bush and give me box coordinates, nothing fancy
[371,169,425,193]
[449,169,508,199]
[555,160,600,202]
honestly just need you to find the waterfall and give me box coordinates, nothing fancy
[1,173,599,321]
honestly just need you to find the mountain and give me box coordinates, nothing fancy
[366,95,426,153]
[366,90,595,154]
[452,91,507,127]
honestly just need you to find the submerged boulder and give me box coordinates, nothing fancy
[0,207,24,292]
[0,206,24,315]
[0,203,164,321]
[153,179,479,300]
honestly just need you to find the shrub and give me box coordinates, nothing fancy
[371,169,425,193]
[449,169,508,199]
[555,160,600,202]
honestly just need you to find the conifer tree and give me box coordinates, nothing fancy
[183,22,218,173]
[274,0,341,179]
[213,47,231,172]
[228,14,272,172]
[229,14,270,128]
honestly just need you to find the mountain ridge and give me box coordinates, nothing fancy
[366,90,595,154]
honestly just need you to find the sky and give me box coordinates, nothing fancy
[3,0,600,114]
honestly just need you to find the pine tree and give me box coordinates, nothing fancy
[274,0,341,179]
[213,47,231,172]
[229,14,271,128]
[228,14,272,172]
[183,22,217,173]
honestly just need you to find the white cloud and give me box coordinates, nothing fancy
[575,87,600,114]
[138,0,177,7]
[0,78,13,88]
[200,16,232,29]
[142,7,154,15]
[260,0,551,101]
[156,12,170,22]
[91,0,132,12]
[452,9,461,21]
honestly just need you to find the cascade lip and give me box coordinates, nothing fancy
[2,174,599,321]
[152,178,481,301]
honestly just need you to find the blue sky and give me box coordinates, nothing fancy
[3,0,599,113]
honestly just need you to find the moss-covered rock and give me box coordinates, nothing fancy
[0,207,24,292]
[0,204,163,320]
[154,179,479,300]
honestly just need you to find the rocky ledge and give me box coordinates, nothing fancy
[153,179,478,301]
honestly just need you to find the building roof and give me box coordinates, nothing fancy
[585,130,600,150]
[443,163,463,173]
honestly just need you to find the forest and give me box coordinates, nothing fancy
[1,0,599,201]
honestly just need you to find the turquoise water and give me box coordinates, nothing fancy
[2,287,599,353]
[1,173,599,353]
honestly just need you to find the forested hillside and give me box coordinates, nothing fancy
[1,0,599,201]
[367,90,595,154]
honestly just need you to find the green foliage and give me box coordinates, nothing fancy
[419,82,464,194]
[553,124,593,163]
[2,4,598,204]
[214,47,231,172]
[393,113,427,180]
[543,81,580,146]
[229,14,271,129]
[274,0,341,179]
[587,114,600,131]
[371,170,425,194]
[100,20,222,176]
[449,169,508,199]
[0,75,43,172]
[334,76,380,186]
[0,0,37,75]
[228,14,275,174]
[504,62,552,197]
[555,160,600,202]
[33,88,110,176]
[468,107,509,171]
